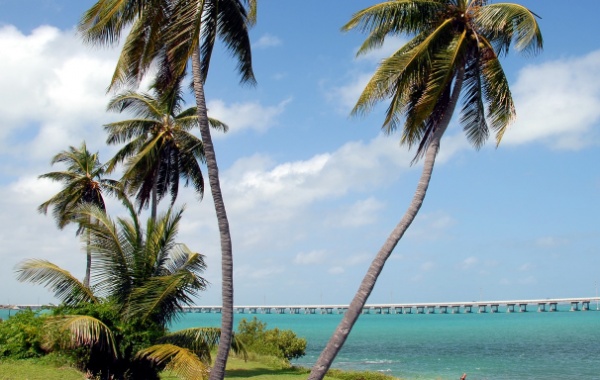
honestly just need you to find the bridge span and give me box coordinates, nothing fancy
[181,297,600,315]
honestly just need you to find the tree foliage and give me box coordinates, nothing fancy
[236,317,306,362]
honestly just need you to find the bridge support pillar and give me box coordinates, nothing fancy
[440,306,448,314]
[452,305,461,314]
[549,303,558,312]
[491,304,499,313]
[538,303,547,312]
[464,305,472,313]
[519,303,528,312]
[478,305,487,313]
[570,302,579,311]
[582,301,590,311]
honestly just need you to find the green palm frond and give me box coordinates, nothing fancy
[475,3,543,56]
[137,344,209,380]
[48,315,117,357]
[460,54,489,148]
[159,327,247,362]
[343,0,445,38]
[478,40,515,145]
[347,0,542,158]
[410,30,468,135]
[15,259,97,305]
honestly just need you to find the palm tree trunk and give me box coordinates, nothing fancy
[151,165,159,221]
[308,70,465,380]
[191,47,234,380]
[84,222,91,288]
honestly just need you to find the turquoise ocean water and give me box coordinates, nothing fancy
[171,306,600,380]
[2,306,599,379]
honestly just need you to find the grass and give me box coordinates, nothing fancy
[0,358,83,380]
[0,355,399,380]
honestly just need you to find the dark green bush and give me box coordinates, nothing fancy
[0,309,46,359]
[236,317,306,362]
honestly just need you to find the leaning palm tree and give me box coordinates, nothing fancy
[17,200,244,379]
[105,79,228,221]
[79,2,256,378]
[38,142,121,288]
[309,1,543,378]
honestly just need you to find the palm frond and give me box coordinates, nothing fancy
[460,53,489,148]
[475,3,543,56]
[137,344,209,380]
[15,259,97,305]
[160,327,247,362]
[342,0,446,38]
[478,39,515,145]
[48,315,117,357]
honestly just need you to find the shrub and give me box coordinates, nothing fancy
[236,317,306,362]
[0,309,46,359]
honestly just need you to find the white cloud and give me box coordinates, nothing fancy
[461,257,479,270]
[0,25,121,158]
[254,33,282,49]
[206,98,289,135]
[505,50,600,149]
[223,134,414,225]
[354,36,409,63]
[294,250,327,265]
[536,236,568,248]
[329,197,385,228]
[328,266,344,275]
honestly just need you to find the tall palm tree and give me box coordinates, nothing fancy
[17,200,244,379]
[105,80,228,221]
[309,1,543,378]
[38,142,120,288]
[79,3,256,378]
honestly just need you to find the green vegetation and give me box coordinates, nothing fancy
[14,201,244,380]
[0,355,398,380]
[0,309,46,359]
[236,317,307,363]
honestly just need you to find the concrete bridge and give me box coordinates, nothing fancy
[181,297,600,315]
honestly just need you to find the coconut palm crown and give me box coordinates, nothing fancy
[309,1,542,379]
[38,142,121,287]
[348,0,542,160]
[104,81,228,220]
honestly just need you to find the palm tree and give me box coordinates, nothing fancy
[309,1,543,378]
[38,142,120,288]
[17,200,244,379]
[104,80,228,221]
[79,2,256,377]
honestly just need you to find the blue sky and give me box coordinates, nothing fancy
[0,1,599,307]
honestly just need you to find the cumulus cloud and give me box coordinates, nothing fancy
[504,50,600,149]
[222,134,414,226]
[0,25,120,158]
[206,98,289,135]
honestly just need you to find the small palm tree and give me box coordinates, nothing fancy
[105,80,228,220]
[80,2,257,378]
[17,200,243,379]
[309,1,543,378]
[38,142,120,288]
